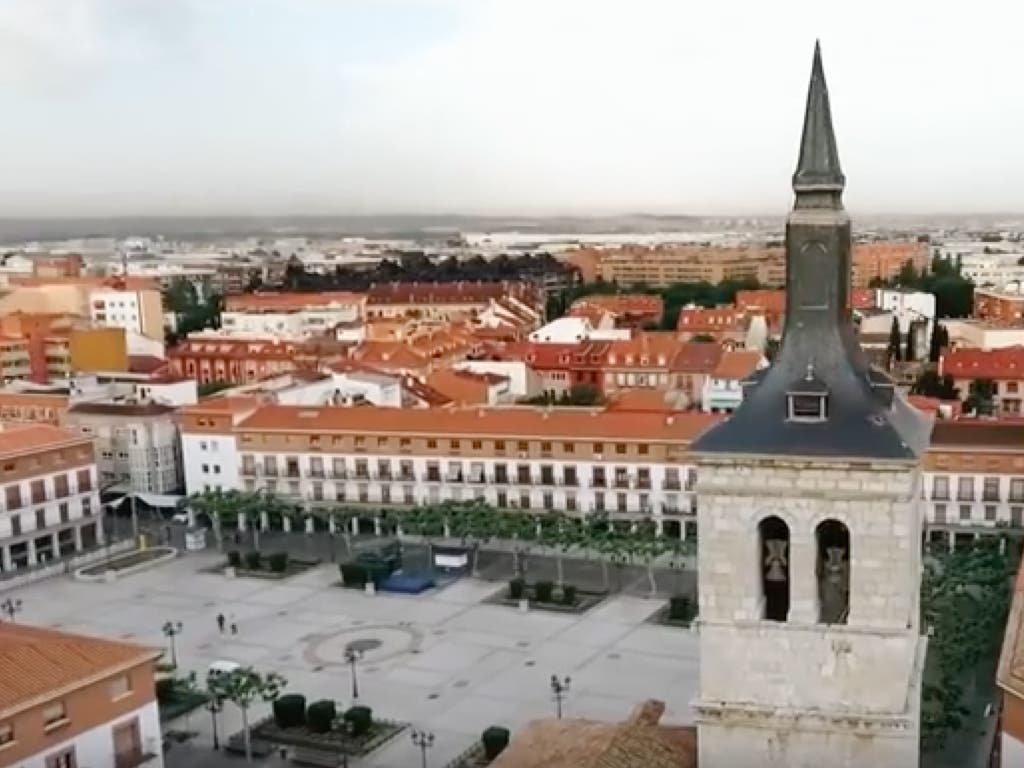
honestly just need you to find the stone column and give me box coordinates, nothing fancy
[788,526,818,625]
[1000,536,1007,555]
[26,539,37,567]
[655,519,663,537]
[238,513,247,532]
[1,546,12,572]
[73,525,83,552]
[51,533,60,559]
[374,517,382,536]
[283,516,292,533]
[328,515,337,535]
[948,532,955,553]
[350,517,358,535]
[260,511,269,531]
[305,517,314,534]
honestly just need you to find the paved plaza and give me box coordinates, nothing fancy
[14,550,699,767]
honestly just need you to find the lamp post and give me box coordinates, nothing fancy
[344,646,363,702]
[410,729,435,768]
[162,621,183,668]
[550,674,571,719]
[0,597,22,622]
[206,695,223,750]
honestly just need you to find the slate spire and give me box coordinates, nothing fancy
[792,41,845,194]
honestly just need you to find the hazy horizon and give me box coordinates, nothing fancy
[2,1,1022,218]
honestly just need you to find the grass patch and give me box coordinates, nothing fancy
[205,554,319,580]
[251,714,406,757]
[482,582,606,615]
[78,547,175,577]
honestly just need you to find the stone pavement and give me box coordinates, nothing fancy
[11,551,699,767]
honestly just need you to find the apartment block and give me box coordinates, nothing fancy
[221,291,366,340]
[180,404,720,540]
[939,347,1024,416]
[0,622,162,768]
[0,424,103,572]
[64,401,182,494]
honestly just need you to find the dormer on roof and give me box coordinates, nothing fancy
[787,362,829,422]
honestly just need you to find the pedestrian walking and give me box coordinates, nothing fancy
[230,622,238,635]
[216,613,225,633]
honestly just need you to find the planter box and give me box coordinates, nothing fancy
[483,585,607,615]
[252,714,407,758]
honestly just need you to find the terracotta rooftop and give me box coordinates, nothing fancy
[425,369,506,405]
[735,287,875,312]
[183,395,266,416]
[68,401,176,417]
[367,281,537,305]
[235,404,720,442]
[570,294,664,318]
[491,699,696,768]
[940,346,1024,380]
[677,307,748,333]
[929,420,1024,449]
[711,349,765,380]
[128,354,167,375]
[224,291,365,312]
[0,622,159,718]
[670,342,725,373]
[0,423,89,458]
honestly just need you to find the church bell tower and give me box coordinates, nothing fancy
[690,43,930,768]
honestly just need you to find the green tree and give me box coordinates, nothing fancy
[207,667,287,763]
[887,316,902,366]
[928,322,947,363]
[905,322,917,361]
[911,371,958,400]
[965,378,996,416]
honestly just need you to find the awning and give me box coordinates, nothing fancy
[105,492,186,509]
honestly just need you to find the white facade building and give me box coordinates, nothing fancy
[453,361,542,399]
[528,317,629,344]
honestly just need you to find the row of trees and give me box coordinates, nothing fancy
[189,492,694,596]
[163,277,223,344]
[876,256,974,319]
[273,252,573,293]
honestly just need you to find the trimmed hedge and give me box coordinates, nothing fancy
[227,550,242,568]
[245,550,262,571]
[155,677,177,704]
[669,595,694,622]
[508,577,525,600]
[534,580,554,603]
[268,551,289,573]
[306,700,337,734]
[340,562,368,588]
[273,694,307,729]
[482,725,511,760]
[561,584,577,605]
[343,705,373,737]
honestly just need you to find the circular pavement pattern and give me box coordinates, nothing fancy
[303,624,423,668]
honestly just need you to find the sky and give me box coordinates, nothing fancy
[0,0,1021,218]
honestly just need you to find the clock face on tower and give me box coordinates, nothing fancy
[794,241,833,310]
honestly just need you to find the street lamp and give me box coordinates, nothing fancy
[344,646,363,701]
[205,695,223,750]
[550,674,571,719]
[161,621,183,668]
[410,729,435,768]
[0,598,22,622]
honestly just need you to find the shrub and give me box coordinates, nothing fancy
[343,705,373,737]
[273,694,307,729]
[561,584,577,605]
[245,550,262,571]
[340,562,367,588]
[227,550,242,568]
[481,725,511,760]
[508,577,525,600]
[306,700,337,734]
[268,551,289,573]
[534,580,554,603]
[669,595,694,622]
[155,677,178,704]
[154,661,176,674]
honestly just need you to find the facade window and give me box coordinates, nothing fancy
[593,442,603,455]
[110,674,132,699]
[615,443,626,455]
[403,487,415,505]
[495,441,506,452]
[332,458,345,478]
[45,747,76,768]
[594,492,605,512]
[517,441,528,452]
[1013,507,1023,528]
[616,492,627,513]
[638,444,649,455]
[985,505,998,521]
[201,464,209,474]
[59,503,69,524]
[11,515,20,537]
[932,476,949,500]
[0,723,12,746]
[1012,479,1024,502]
[450,440,460,451]
[42,701,68,728]
[563,442,574,453]
[934,503,947,523]
[789,393,827,421]
[519,493,530,509]
[983,477,1001,502]
[543,492,554,510]
[35,509,46,530]
[472,441,482,450]
[759,516,790,622]
[957,477,975,501]
[4,485,21,510]
[427,439,437,449]
[959,505,972,521]
[540,442,552,455]
[82,498,92,517]
[563,467,577,486]
[566,493,577,511]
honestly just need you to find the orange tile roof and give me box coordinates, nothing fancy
[605,389,684,413]
[0,424,89,458]
[712,349,764,380]
[670,342,725,373]
[182,395,265,416]
[224,291,365,312]
[9,275,158,291]
[735,288,874,312]
[425,369,503,405]
[677,307,748,333]
[940,346,1024,380]
[367,281,541,306]
[570,294,664,318]
[350,341,430,370]
[0,623,159,718]
[236,404,720,442]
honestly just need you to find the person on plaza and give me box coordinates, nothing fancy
[216,613,225,633]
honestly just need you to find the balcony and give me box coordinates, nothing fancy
[490,475,509,485]
[306,469,325,479]
[539,476,556,487]
[563,477,579,487]
[263,467,279,477]
[591,479,607,489]
[663,480,682,491]
[398,473,416,483]
[329,470,347,480]
[931,491,949,501]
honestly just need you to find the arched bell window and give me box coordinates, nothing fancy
[759,516,790,622]
[816,519,851,624]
